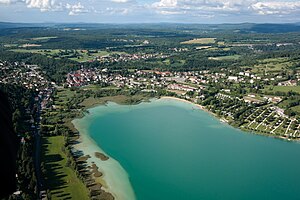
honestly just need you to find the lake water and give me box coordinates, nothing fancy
[84,98,300,200]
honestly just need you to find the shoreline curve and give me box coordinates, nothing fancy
[72,116,136,200]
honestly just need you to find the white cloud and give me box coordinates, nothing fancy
[0,0,61,11]
[0,0,12,3]
[104,7,132,15]
[111,0,129,3]
[153,0,177,8]
[0,0,24,4]
[25,0,56,12]
[2,0,300,21]
[0,0,90,15]
[151,0,259,16]
[66,2,87,16]
[150,0,300,19]
[251,1,300,15]
[159,10,183,15]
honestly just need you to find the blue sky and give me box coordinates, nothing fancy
[0,0,300,23]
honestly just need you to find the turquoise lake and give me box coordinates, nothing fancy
[85,98,300,200]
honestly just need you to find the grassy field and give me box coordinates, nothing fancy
[278,96,300,114]
[42,136,89,200]
[291,105,300,114]
[263,86,300,94]
[209,55,241,60]
[81,85,119,91]
[30,36,58,41]
[248,58,295,74]
[11,49,111,62]
[69,51,109,62]
[80,94,150,108]
[55,88,77,105]
[181,38,216,44]
[11,49,60,54]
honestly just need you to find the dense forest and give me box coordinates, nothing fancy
[0,84,37,199]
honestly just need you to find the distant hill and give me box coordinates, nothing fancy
[0,22,56,29]
[0,22,300,33]
[249,23,300,33]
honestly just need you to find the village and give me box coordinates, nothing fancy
[96,52,169,63]
[1,58,299,140]
[0,61,52,91]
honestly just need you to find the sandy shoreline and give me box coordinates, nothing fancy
[161,96,206,110]
[160,96,229,123]
[72,117,136,200]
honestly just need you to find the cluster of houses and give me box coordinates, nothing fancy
[214,91,299,137]
[278,80,298,86]
[167,84,198,92]
[0,61,50,91]
[66,69,209,96]
[66,67,299,100]
[66,68,166,89]
[39,88,54,109]
[96,52,168,63]
[0,60,54,112]
[64,56,300,100]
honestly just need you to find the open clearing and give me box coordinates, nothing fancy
[181,38,216,44]
[209,55,241,60]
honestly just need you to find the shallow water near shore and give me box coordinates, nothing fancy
[76,98,300,200]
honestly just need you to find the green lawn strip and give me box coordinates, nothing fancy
[264,86,300,94]
[291,105,300,114]
[249,122,259,129]
[41,136,89,200]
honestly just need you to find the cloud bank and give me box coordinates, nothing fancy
[151,0,300,18]
[1,0,300,22]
